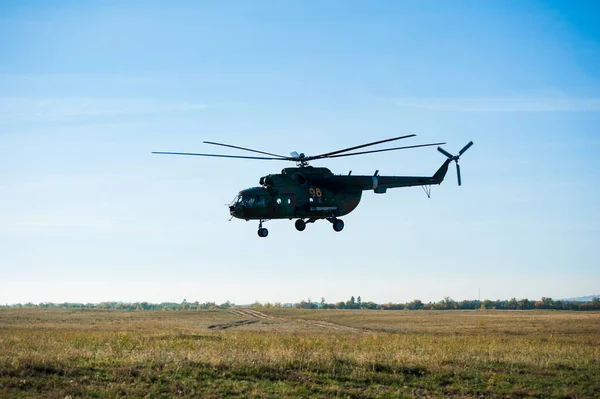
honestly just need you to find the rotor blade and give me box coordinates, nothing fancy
[323,142,446,159]
[437,147,454,159]
[456,163,462,186]
[152,152,291,161]
[307,134,416,160]
[459,141,474,156]
[203,141,289,159]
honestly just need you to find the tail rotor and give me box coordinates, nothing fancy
[437,141,473,186]
[458,141,473,156]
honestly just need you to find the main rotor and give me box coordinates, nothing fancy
[153,134,447,167]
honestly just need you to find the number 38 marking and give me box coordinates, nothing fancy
[309,187,322,197]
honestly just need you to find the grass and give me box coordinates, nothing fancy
[1,308,599,398]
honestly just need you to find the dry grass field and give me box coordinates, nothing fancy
[1,308,599,398]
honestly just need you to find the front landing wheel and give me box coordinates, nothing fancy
[332,219,344,232]
[295,219,306,231]
[257,228,269,238]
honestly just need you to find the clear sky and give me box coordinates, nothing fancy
[1,1,599,305]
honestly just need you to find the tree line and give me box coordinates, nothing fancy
[291,295,600,311]
[0,300,233,311]
[2,296,599,311]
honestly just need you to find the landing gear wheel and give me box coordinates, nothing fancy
[295,219,306,231]
[257,228,269,238]
[332,219,344,232]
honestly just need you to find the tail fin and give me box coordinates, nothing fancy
[432,159,452,184]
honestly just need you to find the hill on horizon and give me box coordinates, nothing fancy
[561,295,600,302]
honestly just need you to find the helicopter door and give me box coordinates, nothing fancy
[275,194,296,217]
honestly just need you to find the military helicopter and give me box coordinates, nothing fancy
[153,135,473,237]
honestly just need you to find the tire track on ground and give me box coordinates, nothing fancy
[207,319,258,330]
[228,309,247,317]
[218,308,361,332]
[205,309,275,330]
[237,309,276,320]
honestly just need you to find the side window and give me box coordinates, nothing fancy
[276,198,282,205]
[255,196,266,208]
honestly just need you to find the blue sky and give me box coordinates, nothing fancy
[1,1,599,304]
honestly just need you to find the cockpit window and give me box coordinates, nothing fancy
[231,194,263,208]
[231,194,242,206]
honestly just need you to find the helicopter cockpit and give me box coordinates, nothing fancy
[230,193,257,208]
[229,189,270,220]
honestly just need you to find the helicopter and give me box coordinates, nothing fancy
[153,135,473,237]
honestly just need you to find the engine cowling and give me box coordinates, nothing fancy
[292,172,306,186]
[260,175,274,187]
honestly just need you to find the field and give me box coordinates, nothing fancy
[1,308,599,398]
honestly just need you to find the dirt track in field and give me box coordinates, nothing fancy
[205,308,361,332]
[207,319,259,330]
[229,309,276,320]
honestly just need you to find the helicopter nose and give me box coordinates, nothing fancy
[229,204,243,219]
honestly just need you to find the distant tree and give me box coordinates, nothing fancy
[553,300,563,310]
[408,299,424,310]
[443,296,455,309]
[362,301,377,309]
[181,301,190,310]
[357,296,362,306]
[537,297,553,309]
[505,298,518,310]
[517,298,531,310]
[295,300,308,309]
[196,302,215,310]
[480,299,492,310]
[434,297,456,310]
[295,298,319,309]
[457,300,477,310]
